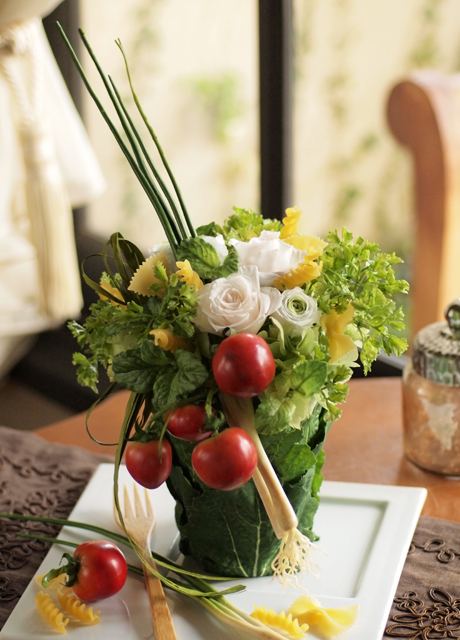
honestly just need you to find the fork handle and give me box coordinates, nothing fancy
[143,563,179,640]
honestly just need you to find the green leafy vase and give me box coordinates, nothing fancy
[166,405,332,577]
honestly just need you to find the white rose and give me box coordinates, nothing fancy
[194,265,281,335]
[229,230,306,286]
[271,287,321,336]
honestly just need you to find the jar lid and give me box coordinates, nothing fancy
[413,299,460,385]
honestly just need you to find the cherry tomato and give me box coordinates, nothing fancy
[212,333,276,398]
[166,404,213,442]
[191,427,258,491]
[125,439,172,489]
[72,540,127,601]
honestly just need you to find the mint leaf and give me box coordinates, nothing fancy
[153,371,176,410]
[168,349,209,405]
[177,237,220,278]
[112,348,156,393]
[140,340,172,367]
[196,222,223,237]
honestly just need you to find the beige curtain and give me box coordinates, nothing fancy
[0,0,105,377]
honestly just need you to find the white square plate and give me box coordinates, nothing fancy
[2,464,426,640]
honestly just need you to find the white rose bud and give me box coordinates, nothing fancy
[271,287,321,336]
[194,266,281,335]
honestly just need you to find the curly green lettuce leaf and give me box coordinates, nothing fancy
[222,206,281,241]
[255,360,327,434]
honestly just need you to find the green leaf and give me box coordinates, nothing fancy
[42,553,78,588]
[72,352,99,393]
[112,349,156,393]
[167,433,324,576]
[153,371,176,410]
[308,227,409,373]
[222,207,281,241]
[213,244,239,278]
[196,222,223,237]
[177,237,220,278]
[255,360,328,434]
[153,262,168,285]
[140,339,172,367]
[168,350,209,405]
[261,431,316,484]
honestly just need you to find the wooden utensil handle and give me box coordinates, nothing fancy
[143,563,179,640]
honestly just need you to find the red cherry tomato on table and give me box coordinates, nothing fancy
[125,439,172,489]
[166,404,213,442]
[212,333,276,398]
[191,427,258,491]
[72,540,127,602]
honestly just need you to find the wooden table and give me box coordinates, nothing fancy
[37,377,460,522]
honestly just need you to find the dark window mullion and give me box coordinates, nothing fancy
[258,0,293,221]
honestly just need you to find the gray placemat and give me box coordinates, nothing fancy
[0,426,109,627]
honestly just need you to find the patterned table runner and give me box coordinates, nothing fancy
[1,424,460,637]
[0,425,108,627]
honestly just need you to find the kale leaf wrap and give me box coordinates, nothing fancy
[166,405,332,577]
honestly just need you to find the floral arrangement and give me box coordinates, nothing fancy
[60,26,408,589]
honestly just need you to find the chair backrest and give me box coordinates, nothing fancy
[387,70,460,339]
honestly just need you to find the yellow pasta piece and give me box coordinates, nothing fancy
[35,591,69,634]
[176,259,203,290]
[150,328,191,353]
[283,234,328,259]
[128,251,168,297]
[251,605,308,639]
[99,277,126,307]
[57,591,101,625]
[289,595,359,639]
[280,206,302,239]
[320,303,355,362]
[274,256,322,290]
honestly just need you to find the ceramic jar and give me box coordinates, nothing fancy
[402,300,460,474]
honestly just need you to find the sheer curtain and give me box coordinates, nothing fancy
[0,0,104,377]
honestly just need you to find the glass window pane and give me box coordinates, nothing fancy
[293,0,460,258]
[80,0,258,249]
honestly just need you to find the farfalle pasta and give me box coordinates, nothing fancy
[128,251,169,297]
[251,605,308,639]
[288,595,359,639]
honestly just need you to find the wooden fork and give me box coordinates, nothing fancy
[114,484,178,640]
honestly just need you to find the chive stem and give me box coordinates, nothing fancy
[107,76,189,241]
[115,39,196,238]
